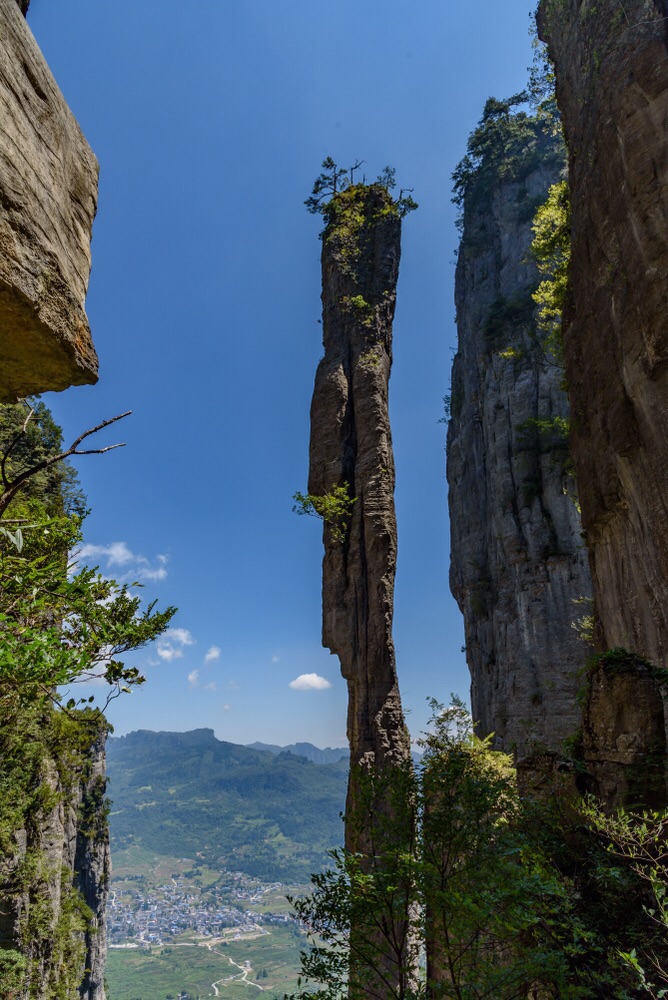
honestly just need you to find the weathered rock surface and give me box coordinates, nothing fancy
[582,651,668,810]
[0,721,110,1000]
[447,124,592,759]
[308,185,412,795]
[307,184,413,990]
[0,0,99,400]
[537,0,668,667]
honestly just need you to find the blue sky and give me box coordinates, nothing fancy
[27,0,537,747]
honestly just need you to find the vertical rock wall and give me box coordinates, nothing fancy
[537,0,668,667]
[0,716,110,1000]
[307,183,413,992]
[447,121,592,758]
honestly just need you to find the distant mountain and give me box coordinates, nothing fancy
[106,728,347,882]
[247,741,349,765]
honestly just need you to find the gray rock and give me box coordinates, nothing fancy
[447,129,592,760]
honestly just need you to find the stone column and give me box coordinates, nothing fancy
[308,182,414,996]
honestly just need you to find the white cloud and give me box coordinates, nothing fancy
[271,654,281,664]
[204,681,217,692]
[75,542,169,583]
[289,673,332,691]
[157,628,195,662]
[205,646,221,663]
[222,703,231,711]
[136,563,168,582]
[157,646,181,662]
[188,670,200,688]
[77,541,133,566]
[167,628,194,646]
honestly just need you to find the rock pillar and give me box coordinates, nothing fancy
[308,182,413,995]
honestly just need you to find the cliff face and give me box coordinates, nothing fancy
[0,0,98,401]
[537,0,668,667]
[447,120,592,758]
[0,712,110,999]
[307,183,413,991]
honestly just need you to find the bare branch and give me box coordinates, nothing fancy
[0,410,132,519]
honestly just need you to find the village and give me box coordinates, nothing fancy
[107,868,296,949]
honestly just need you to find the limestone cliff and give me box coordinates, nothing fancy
[0,0,98,401]
[447,109,592,758]
[307,182,413,991]
[537,0,668,668]
[0,710,110,999]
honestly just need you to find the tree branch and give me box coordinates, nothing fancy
[0,410,131,518]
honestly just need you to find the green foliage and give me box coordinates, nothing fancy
[341,294,375,329]
[483,292,536,350]
[288,698,668,999]
[571,595,594,646]
[306,157,417,228]
[0,517,174,708]
[531,179,571,372]
[0,402,176,711]
[516,414,570,453]
[451,38,564,234]
[292,483,356,544]
[0,399,176,996]
[0,400,86,518]
[0,696,108,998]
[0,949,27,999]
[287,700,579,999]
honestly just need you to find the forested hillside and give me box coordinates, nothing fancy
[107,729,347,881]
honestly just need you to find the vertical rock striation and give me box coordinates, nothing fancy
[0,714,110,999]
[537,0,668,667]
[447,113,592,759]
[307,182,413,991]
[0,0,99,400]
[74,728,111,1000]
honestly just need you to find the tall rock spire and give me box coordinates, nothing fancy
[307,180,414,994]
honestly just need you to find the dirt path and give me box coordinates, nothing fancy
[207,943,264,994]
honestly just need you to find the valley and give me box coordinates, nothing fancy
[106,850,310,999]
[104,734,346,998]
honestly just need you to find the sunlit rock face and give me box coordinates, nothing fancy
[447,123,592,760]
[0,0,99,401]
[308,184,413,993]
[308,185,411,800]
[538,0,668,668]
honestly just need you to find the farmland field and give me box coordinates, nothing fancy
[106,923,307,999]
